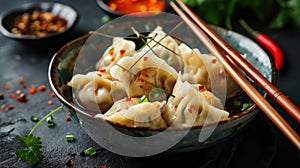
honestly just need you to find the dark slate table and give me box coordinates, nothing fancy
[0,0,299,167]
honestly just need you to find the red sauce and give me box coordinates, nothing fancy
[107,0,166,15]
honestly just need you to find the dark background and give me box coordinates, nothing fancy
[0,0,299,167]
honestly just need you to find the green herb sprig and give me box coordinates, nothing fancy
[182,0,300,29]
[15,105,63,165]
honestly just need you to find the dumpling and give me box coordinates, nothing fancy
[179,43,241,98]
[110,48,178,100]
[146,26,184,72]
[163,77,229,128]
[67,71,127,112]
[95,37,136,71]
[95,97,167,129]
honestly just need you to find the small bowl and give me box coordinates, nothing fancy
[0,2,78,40]
[96,0,171,16]
[48,14,277,156]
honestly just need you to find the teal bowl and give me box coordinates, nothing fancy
[48,15,277,156]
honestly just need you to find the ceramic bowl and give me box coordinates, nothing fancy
[0,2,78,40]
[48,14,277,156]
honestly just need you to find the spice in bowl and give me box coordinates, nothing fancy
[11,10,68,37]
[106,0,166,15]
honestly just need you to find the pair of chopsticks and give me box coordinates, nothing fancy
[170,0,300,150]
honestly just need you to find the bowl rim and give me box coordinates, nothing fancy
[0,2,78,40]
[48,26,278,131]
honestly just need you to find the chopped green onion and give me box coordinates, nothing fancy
[30,116,39,122]
[233,100,241,108]
[241,103,250,111]
[46,116,55,127]
[66,135,75,142]
[138,95,149,103]
[84,147,96,156]
[101,15,111,23]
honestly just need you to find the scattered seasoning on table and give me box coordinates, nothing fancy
[7,104,14,110]
[11,10,68,37]
[84,147,97,156]
[66,116,71,121]
[1,105,6,111]
[17,93,27,102]
[79,150,86,156]
[38,85,46,92]
[50,92,56,97]
[66,159,74,167]
[101,15,112,23]
[47,100,53,105]
[29,85,36,94]
[46,116,55,127]
[31,116,39,122]
[66,135,75,142]
[9,93,16,98]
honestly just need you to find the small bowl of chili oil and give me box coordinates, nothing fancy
[96,0,170,16]
[0,2,78,40]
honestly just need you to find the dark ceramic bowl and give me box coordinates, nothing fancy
[0,2,78,40]
[48,15,277,156]
[96,0,171,16]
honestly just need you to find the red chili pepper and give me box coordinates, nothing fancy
[240,19,284,71]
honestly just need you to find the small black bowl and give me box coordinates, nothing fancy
[0,2,78,40]
[96,0,171,17]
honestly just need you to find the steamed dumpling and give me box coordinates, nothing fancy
[95,37,136,71]
[67,71,127,112]
[179,43,241,98]
[163,77,229,127]
[110,48,178,99]
[146,26,184,72]
[95,97,167,129]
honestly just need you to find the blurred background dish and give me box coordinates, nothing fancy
[0,2,78,40]
[96,0,170,16]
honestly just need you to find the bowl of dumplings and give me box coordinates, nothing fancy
[48,13,277,156]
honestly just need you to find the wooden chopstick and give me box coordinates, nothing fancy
[170,0,300,150]
[174,0,300,125]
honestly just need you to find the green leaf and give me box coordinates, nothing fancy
[287,0,300,27]
[270,9,290,28]
[15,134,43,165]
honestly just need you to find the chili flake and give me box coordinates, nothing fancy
[211,59,217,64]
[1,105,5,111]
[29,85,36,94]
[48,100,53,105]
[17,93,27,102]
[99,69,106,73]
[10,93,16,98]
[7,104,14,110]
[120,49,126,56]
[66,116,71,121]
[50,92,56,97]
[38,85,46,92]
